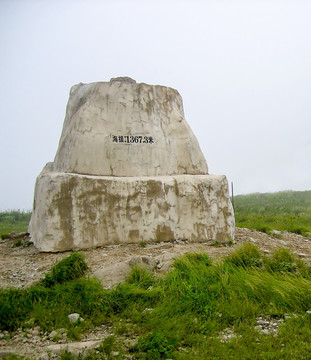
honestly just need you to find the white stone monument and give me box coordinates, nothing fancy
[29,77,235,252]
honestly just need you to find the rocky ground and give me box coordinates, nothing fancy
[0,228,310,359]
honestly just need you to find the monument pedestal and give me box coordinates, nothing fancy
[30,170,234,252]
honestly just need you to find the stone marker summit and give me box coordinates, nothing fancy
[29,77,235,252]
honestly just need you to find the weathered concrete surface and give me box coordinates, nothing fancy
[53,78,208,177]
[30,78,235,251]
[30,171,234,252]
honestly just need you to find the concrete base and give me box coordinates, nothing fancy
[29,171,235,252]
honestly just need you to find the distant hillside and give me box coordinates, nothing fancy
[234,190,311,236]
[0,210,31,236]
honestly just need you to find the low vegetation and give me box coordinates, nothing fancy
[1,245,311,359]
[0,210,31,238]
[235,190,311,236]
[1,191,311,358]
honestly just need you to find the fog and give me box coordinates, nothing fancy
[1,0,310,210]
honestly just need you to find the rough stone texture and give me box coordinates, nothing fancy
[68,313,83,323]
[94,256,160,288]
[29,78,234,251]
[45,340,102,356]
[30,172,234,252]
[52,78,208,177]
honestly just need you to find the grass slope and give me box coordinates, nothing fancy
[0,211,31,237]
[1,246,311,359]
[234,190,311,236]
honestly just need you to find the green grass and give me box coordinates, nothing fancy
[1,192,311,358]
[0,210,31,238]
[234,190,311,236]
[2,246,311,359]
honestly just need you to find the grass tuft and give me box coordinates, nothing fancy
[224,243,263,268]
[41,252,88,287]
[131,331,178,360]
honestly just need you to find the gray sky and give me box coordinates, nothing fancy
[1,0,310,210]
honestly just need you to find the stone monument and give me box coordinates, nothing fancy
[29,77,235,252]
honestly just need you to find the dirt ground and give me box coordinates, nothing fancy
[1,228,310,289]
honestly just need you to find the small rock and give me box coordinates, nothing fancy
[68,313,84,323]
[45,340,102,356]
[298,253,307,258]
[49,330,58,339]
[142,308,154,314]
[129,256,159,271]
[249,237,256,243]
[306,310,311,315]
[38,353,50,360]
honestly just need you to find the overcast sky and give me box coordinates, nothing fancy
[1,0,310,210]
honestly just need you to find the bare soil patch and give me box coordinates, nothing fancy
[1,228,310,289]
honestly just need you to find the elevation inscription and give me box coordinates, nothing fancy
[111,135,154,144]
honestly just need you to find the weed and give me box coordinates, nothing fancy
[172,252,212,272]
[211,240,221,247]
[224,243,263,268]
[139,241,147,248]
[1,355,26,360]
[227,238,234,246]
[131,331,178,359]
[12,238,32,248]
[59,351,75,360]
[41,252,88,287]
[125,266,155,289]
[264,248,297,273]
[99,335,115,356]
[12,239,22,247]
[114,320,130,335]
